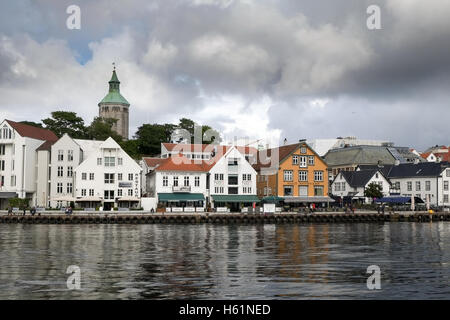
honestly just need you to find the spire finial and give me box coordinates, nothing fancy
[112,62,116,71]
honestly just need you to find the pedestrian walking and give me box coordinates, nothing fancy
[7,207,12,216]
[31,207,36,216]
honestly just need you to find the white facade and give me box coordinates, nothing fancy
[208,147,257,201]
[332,170,390,203]
[389,168,450,206]
[0,120,55,209]
[74,137,142,209]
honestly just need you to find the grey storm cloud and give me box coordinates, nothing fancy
[0,0,450,150]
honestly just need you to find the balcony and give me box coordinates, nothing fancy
[172,186,191,192]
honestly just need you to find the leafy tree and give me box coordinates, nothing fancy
[85,117,123,142]
[364,182,383,202]
[120,139,140,159]
[20,121,43,128]
[175,118,221,144]
[135,123,173,156]
[42,111,86,138]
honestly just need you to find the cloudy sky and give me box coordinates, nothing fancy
[1,0,450,151]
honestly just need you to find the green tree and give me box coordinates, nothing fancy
[85,117,123,142]
[176,118,221,144]
[364,182,383,202]
[120,139,140,159]
[135,123,173,156]
[20,121,43,128]
[42,111,86,138]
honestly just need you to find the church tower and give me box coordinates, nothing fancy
[98,65,130,139]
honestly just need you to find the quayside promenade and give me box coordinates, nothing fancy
[0,211,449,224]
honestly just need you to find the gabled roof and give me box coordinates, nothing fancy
[5,120,58,142]
[340,169,384,188]
[387,162,449,178]
[357,164,394,177]
[143,157,165,168]
[154,155,212,172]
[36,140,55,151]
[253,143,300,171]
[161,143,258,155]
[324,145,399,166]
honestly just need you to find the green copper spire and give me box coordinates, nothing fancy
[99,65,130,105]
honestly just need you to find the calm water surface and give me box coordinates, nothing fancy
[0,222,449,299]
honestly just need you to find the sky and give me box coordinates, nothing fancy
[1,0,450,151]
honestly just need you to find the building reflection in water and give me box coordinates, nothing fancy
[0,221,449,299]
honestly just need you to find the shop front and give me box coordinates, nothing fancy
[211,195,261,212]
[158,193,205,212]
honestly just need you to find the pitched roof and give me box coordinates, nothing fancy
[143,157,165,168]
[340,170,382,188]
[324,145,397,167]
[253,143,300,171]
[5,120,58,142]
[162,143,258,155]
[387,162,449,178]
[154,155,213,172]
[357,164,393,177]
[36,140,55,151]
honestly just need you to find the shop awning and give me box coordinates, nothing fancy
[158,193,205,202]
[283,196,335,203]
[76,197,103,202]
[52,196,76,202]
[262,196,284,203]
[375,196,424,204]
[0,192,17,198]
[117,196,140,202]
[212,195,261,203]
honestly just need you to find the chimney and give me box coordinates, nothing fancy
[414,158,420,164]
[283,138,287,145]
[394,159,400,166]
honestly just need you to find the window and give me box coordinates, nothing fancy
[335,183,341,191]
[89,189,94,196]
[246,174,251,181]
[228,175,238,185]
[284,186,293,196]
[308,156,315,166]
[447,169,450,177]
[393,182,400,190]
[299,156,307,168]
[104,173,114,184]
[184,176,190,186]
[163,176,168,187]
[89,173,94,180]
[444,181,449,191]
[195,176,200,187]
[426,181,431,191]
[299,185,308,196]
[118,173,123,181]
[104,190,114,200]
[0,160,5,171]
[342,183,346,191]
[444,194,449,203]
[173,176,178,186]
[314,186,324,196]
[407,181,412,191]
[214,187,224,194]
[314,171,324,182]
[118,158,123,165]
[300,147,307,154]
[416,181,421,191]
[298,170,308,182]
[82,173,87,180]
[97,158,102,165]
[228,187,238,194]
[58,150,64,161]
[10,175,16,187]
[57,166,63,177]
[67,183,73,194]
[283,170,293,181]
[104,157,115,167]
[128,189,133,196]
[215,173,224,181]
[375,173,379,178]
[292,155,299,165]
[67,166,73,177]
[128,173,133,181]
[117,189,123,197]
[81,189,86,196]
[0,145,5,155]
[68,150,73,161]
[57,183,63,194]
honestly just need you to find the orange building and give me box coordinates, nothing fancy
[254,142,333,206]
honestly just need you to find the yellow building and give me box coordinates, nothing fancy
[254,142,333,207]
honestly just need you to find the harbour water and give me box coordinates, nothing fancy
[0,222,449,299]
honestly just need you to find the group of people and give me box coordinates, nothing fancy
[344,203,356,214]
[6,207,38,216]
